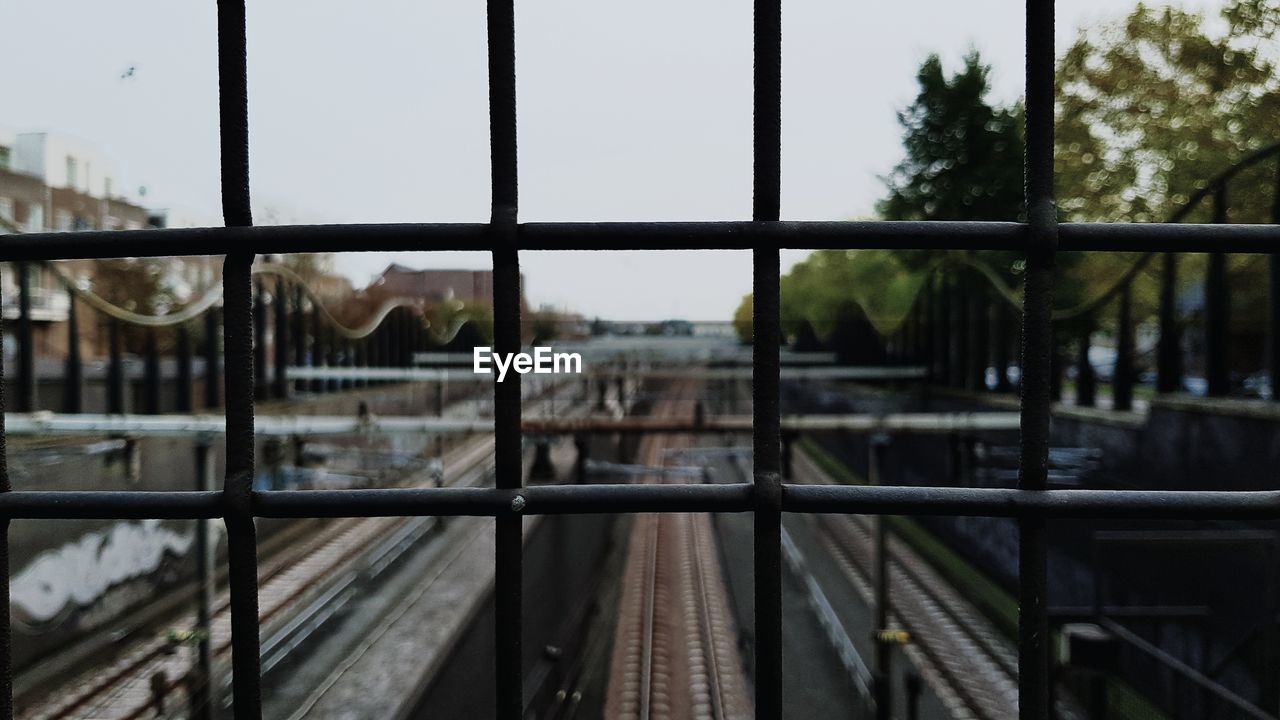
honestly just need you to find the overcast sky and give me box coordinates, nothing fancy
[3,0,1219,320]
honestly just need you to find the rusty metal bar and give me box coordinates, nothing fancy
[1,250,12,720]
[144,330,161,414]
[281,365,927,382]
[753,0,783,711]
[1114,286,1134,411]
[203,308,221,410]
[64,288,82,414]
[14,263,34,413]
[177,324,194,413]
[274,277,289,399]
[216,0,261,716]
[108,319,125,414]
[486,0,522,710]
[0,484,1276,522]
[1207,185,1230,396]
[7,221,1280,260]
[1019,0,1057,715]
[0,411,1023,436]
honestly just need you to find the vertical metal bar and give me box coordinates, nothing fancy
[64,288,82,414]
[325,324,339,393]
[940,277,954,385]
[341,339,354,390]
[253,279,267,400]
[1156,252,1182,393]
[753,0,782,710]
[1,258,13,720]
[1019,0,1057,717]
[311,307,324,394]
[204,309,221,409]
[397,310,409,367]
[1270,158,1280,402]
[15,262,34,413]
[912,295,926,365]
[144,329,162,414]
[388,309,401,371]
[217,0,261,717]
[1113,286,1134,412]
[932,276,947,383]
[108,319,125,414]
[192,435,216,720]
[904,673,922,720]
[953,277,970,388]
[870,435,891,720]
[177,324,194,413]
[378,320,391,384]
[487,0,522,712]
[970,286,989,390]
[356,337,368,389]
[293,286,306,394]
[1075,320,1095,407]
[994,298,1013,393]
[274,278,288,399]
[1206,185,1229,396]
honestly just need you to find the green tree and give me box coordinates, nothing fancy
[1055,0,1280,343]
[733,52,1027,345]
[736,3,1280,349]
[1057,0,1280,224]
[879,51,1024,223]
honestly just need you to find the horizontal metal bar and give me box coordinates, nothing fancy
[522,412,1020,434]
[413,349,841,366]
[0,490,224,519]
[2,483,1278,520]
[286,367,479,381]
[3,411,1019,436]
[1092,529,1278,545]
[3,222,1278,261]
[1047,605,1212,619]
[3,412,494,436]
[782,484,1280,520]
[285,365,926,382]
[1057,222,1280,253]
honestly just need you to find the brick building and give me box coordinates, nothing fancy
[370,264,496,305]
[0,129,155,360]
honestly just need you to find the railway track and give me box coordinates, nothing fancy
[794,448,1083,720]
[605,380,752,720]
[19,383,584,720]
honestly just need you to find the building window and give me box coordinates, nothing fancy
[55,209,72,232]
[0,145,10,170]
[0,197,13,223]
[66,156,78,188]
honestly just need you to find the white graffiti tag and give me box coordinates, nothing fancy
[12,520,196,624]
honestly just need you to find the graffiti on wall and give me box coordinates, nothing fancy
[12,520,197,627]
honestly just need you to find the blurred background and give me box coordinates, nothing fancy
[1,0,1278,718]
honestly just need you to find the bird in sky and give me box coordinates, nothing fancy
[120,65,136,80]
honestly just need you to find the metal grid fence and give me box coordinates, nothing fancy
[2,1,1279,719]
